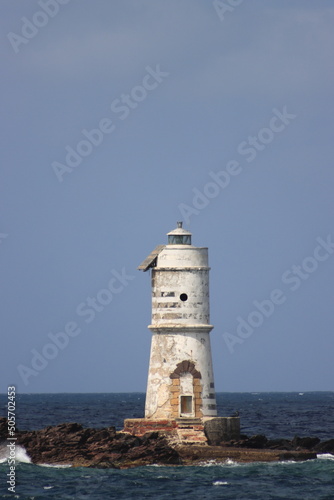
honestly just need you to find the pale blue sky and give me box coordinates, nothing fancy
[1,0,334,393]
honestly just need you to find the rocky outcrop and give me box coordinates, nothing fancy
[176,445,317,464]
[224,434,334,454]
[0,418,180,468]
[0,418,332,468]
[314,439,334,454]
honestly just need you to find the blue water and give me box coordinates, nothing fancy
[0,392,333,499]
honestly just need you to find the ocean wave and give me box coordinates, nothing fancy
[224,458,239,466]
[317,453,334,460]
[0,444,31,464]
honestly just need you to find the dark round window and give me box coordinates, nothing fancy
[180,293,188,302]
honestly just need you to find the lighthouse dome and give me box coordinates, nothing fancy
[167,222,192,245]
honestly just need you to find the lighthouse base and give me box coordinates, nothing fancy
[123,417,240,445]
[123,418,207,444]
[123,418,178,437]
[203,417,240,445]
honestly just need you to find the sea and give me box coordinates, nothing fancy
[0,392,333,499]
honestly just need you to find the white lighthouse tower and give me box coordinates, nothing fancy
[138,222,217,421]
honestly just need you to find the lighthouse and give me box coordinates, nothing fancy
[138,222,217,420]
[123,222,240,444]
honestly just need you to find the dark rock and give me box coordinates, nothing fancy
[267,439,293,450]
[279,451,317,461]
[55,422,84,433]
[0,418,179,468]
[291,436,321,450]
[238,435,268,449]
[314,439,334,454]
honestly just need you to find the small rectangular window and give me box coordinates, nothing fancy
[180,396,192,414]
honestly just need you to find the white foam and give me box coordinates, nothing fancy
[200,458,240,467]
[43,486,54,490]
[273,460,300,465]
[224,458,238,466]
[213,481,229,486]
[317,453,334,460]
[15,446,32,463]
[0,444,8,463]
[39,463,72,468]
[0,444,31,464]
[200,459,220,467]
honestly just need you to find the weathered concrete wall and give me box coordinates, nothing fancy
[157,246,209,268]
[204,417,241,445]
[151,247,210,326]
[145,330,217,419]
[151,269,210,325]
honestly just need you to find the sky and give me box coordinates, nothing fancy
[1,0,334,394]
